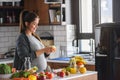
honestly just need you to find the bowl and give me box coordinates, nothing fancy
[0,73,12,79]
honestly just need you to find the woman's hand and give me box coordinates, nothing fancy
[36,46,56,57]
[44,46,56,54]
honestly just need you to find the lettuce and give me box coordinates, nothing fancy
[0,64,12,74]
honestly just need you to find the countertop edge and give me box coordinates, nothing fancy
[47,59,95,65]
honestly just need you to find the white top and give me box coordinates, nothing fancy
[27,35,47,72]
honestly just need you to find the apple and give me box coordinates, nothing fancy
[58,71,65,77]
[45,71,50,75]
[38,75,46,80]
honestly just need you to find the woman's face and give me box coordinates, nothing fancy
[26,17,39,33]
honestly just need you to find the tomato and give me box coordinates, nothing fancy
[46,73,54,79]
[45,71,50,75]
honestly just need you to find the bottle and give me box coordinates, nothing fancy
[24,57,31,70]
[12,12,15,23]
[0,12,3,24]
[45,65,52,72]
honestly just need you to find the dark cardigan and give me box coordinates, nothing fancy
[13,33,49,70]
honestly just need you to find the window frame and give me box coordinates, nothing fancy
[75,0,99,54]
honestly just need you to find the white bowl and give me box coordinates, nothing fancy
[0,74,12,79]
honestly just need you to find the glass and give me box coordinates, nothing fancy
[24,57,31,70]
[60,46,67,57]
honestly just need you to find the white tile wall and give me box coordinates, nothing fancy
[0,26,19,53]
[0,25,76,58]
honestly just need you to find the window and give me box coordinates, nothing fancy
[100,0,113,23]
[78,0,95,54]
[77,0,112,54]
[80,0,93,33]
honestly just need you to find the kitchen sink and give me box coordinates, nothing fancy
[50,57,71,61]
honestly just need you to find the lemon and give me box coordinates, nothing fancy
[70,68,77,74]
[79,67,87,74]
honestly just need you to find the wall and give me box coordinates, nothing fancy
[0,27,19,53]
[0,25,76,58]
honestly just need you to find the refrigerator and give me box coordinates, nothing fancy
[95,22,120,80]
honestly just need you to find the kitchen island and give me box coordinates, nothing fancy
[0,71,97,80]
[0,58,97,80]
[53,71,97,80]
[47,57,95,71]
[0,58,95,71]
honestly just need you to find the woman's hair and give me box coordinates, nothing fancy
[19,10,39,33]
[19,10,42,42]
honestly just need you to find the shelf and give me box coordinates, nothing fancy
[0,23,19,26]
[50,22,61,25]
[44,0,62,4]
[0,6,23,9]
[0,0,23,26]
[0,0,21,2]
[49,4,60,8]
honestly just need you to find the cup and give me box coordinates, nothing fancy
[60,46,67,57]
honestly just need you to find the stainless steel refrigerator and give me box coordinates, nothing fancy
[95,22,120,80]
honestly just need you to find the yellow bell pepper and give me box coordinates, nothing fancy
[28,74,37,80]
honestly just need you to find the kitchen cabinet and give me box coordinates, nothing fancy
[24,0,49,25]
[47,62,95,71]
[24,0,72,25]
[48,3,61,25]
[0,0,24,26]
[0,0,72,26]
[48,0,72,25]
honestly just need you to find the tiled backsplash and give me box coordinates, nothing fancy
[0,25,76,58]
[0,27,19,53]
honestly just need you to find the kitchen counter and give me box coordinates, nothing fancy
[47,57,95,71]
[53,70,97,80]
[0,58,14,64]
[47,58,95,65]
